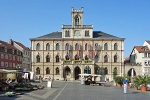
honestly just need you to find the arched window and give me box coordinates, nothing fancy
[56,55,59,62]
[56,67,59,75]
[84,66,91,74]
[105,67,108,74]
[65,55,69,60]
[46,55,50,62]
[36,67,40,75]
[85,55,89,60]
[85,43,88,50]
[95,43,98,50]
[113,67,117,75]
[46,43,50,50]
[99,67,105,75]
[114,43,118,50]
[36,43,40,50]
[75,43,79,50]
[114,55,117,63]
[95,66,100,74]
[46,67,50,74]
[104,55,108,63]
[65,43,69,56]
[75,16,79,25]
[104,43,108,50]
[36,55,40,62]
[56,43,59,50]
[75,55,79,60]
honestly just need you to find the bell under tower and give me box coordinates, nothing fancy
[71,7,84,27]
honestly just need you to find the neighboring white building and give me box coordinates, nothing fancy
[129,40,150,75]
[142,40,150,75]
[9,39,31,71]
[130,46,143,65]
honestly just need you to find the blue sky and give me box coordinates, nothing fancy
[0,0,150,58]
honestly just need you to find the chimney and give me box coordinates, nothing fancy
[9,39,13,45]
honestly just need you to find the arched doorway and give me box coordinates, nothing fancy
[128,68,136,77]
[74,66,81,80]
[64,66,71,80]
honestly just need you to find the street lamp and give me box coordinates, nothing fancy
[16,64,20,78]
[124,62,126,75]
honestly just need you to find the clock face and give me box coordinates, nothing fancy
[75,31,80,36]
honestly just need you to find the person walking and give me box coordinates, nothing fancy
[123,78,128,94]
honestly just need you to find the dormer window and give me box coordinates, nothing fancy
[17,50,18,55]
[12,49,14,54]
[5,47,7,52]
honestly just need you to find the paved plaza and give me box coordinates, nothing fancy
[0,80,150,100]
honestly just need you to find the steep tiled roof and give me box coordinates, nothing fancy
[146,40,150,45]
[14,41,30,51]
[134,46,150,53]
[0,40,17,50]
[30,31,124,40]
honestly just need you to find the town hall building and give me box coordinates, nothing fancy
[30,7,125,81]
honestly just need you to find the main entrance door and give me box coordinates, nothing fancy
[74,66,81,80]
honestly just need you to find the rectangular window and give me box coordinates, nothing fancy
[9,55,12,60]
[13,56,15,60]
[9,63,12,67]
[85,30,89,36]
[148,53,150,57]
[5,62,8,67]
[1,54,4,59]
[13,63,15,67]
[144,53,147,57]
[1,62,4,66]
[12,49,14,54]
[5,54,8,59]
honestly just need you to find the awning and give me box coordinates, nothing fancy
[79,73,92,76]
[0,69,22,74]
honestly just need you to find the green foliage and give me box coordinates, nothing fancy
[64,60,72,63]
[5,92,15,96]
[114,76,124,84]
[113,68,117,79]
[84,60,92,63]
[74,60,82,63]
[123,74,131,83]
[134,75,150,86]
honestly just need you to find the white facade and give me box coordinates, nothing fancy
[130,47,142,64]
[142,41,150,75]
[30,8,125,81]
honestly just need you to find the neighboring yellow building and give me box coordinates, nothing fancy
[30,7,125,81]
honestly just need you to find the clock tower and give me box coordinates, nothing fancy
[62,7,93,38]
[71,7,83,27]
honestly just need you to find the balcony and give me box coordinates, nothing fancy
[62,59,94,64]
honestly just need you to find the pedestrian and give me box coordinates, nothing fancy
[123,78,128,94]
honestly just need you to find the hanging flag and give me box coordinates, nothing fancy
[94,47,97,58]
[66,44,69,56]
[87,44,90,58]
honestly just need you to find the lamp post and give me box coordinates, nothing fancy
[16,64,20,78]
[124,62,126,75]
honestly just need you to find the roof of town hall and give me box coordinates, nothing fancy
[30,31,125,40]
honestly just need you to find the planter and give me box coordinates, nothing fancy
[141,86,147,92]
[117,84,122,87]
[134,86,138,90]
[127,84,130,89]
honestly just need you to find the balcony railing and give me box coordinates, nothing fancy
[62,59,94,64]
